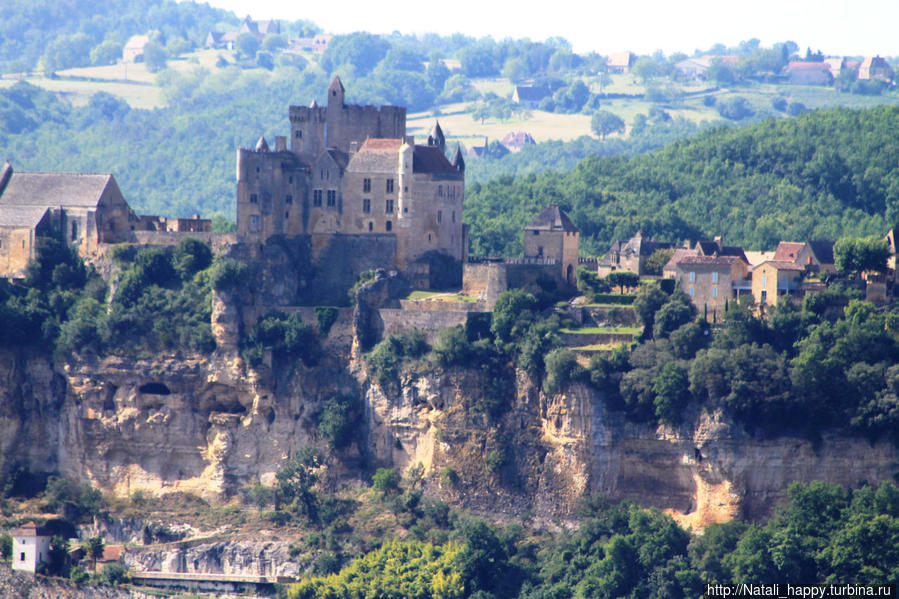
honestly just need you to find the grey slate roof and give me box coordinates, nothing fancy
[525,203,578,232]
[0,172,113,208]
[0,205,51,228]
[413,145,457,174]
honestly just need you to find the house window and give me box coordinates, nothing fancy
[689,271,695,283]
[285,195,293,204]
[712,287,718,298]
[363,178,371,193]
[363,199,371,214]
[386,199,394,214]
[689,286,695,297]
[712,271,719,283]
[385,220,392,232]
[20,552,25,561]
[250,194,258,204]
[386,179,394,193]
[327,190,336,207]
[761,276,767,287]
[437,210,442,223]
[249,215,260,232]
[428,233,432,242]
[313,189,322,207]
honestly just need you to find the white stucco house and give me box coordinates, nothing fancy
[11,521,51,573]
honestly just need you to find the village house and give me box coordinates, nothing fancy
[786,62,833,85]
[858,56,893,82]
[674,254,750,319]
[122,35,150,63]
[751,260,804,307]
[772,240,835,274]
[598,231,673,276]
[607,52,635,74]
[500,131,537,152]
[11,522,51,573]
[512,85,552,107]
[674,57,711,80]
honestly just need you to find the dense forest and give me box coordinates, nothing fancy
[466,106,899,256]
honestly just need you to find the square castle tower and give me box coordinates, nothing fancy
[236,76,467,282]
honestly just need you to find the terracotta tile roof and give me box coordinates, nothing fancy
[346,139,402,173]
[413,145,457,175]
[663,248,698,271]
[525,203,578,232]
[13,521,49,537]
[788,61,830,71]
[99,545,125,563]
[0,172,113,209]
[773,241,806,262]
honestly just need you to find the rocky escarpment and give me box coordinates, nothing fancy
[0,563,154,599]
[1,273,898,527]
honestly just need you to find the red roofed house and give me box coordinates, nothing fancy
[772,240,835,274]
[786,62,833,85]
[12,522,52,573]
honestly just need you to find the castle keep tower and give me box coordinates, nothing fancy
[523,203,579,286]
[236,77,465,287]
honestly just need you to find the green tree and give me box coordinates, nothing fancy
[276,447,322,519]
[235,33,260,60]
[606,270,639,293]
[142,40,167,72]
[591,110,626,140]
[652,361,690,424]
[86,536,104,571]
[834,236,890,274]
[90,41,122,65]
[372,468,400,497]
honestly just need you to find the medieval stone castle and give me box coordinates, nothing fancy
[236,76,467,286]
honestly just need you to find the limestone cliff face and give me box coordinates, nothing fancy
[1,300,898,525]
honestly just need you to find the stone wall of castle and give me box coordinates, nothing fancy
[377,308,471,343]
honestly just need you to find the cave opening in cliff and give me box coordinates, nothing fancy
[139,382,171,395]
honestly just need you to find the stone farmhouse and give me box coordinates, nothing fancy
[598,231,673,276]
[236,76,466,288]
[858,56,893,82]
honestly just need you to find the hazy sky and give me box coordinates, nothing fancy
[199,0,899,58]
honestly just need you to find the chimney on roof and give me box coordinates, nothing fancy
[0,162,12,196]
[275,136,286,152]
[349,141,359,154]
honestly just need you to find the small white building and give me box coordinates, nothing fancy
[11,521,52,573]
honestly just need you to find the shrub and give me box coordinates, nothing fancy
[543,348,585,395]
[314,306,339,336]
[372,468,400,496]
[318,395,359,449]
[211,258,249,292]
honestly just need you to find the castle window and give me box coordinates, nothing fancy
[386,199,394,214]
[250,194,258,204]
[404,207,408,213]
[404,186,408,192]
[386,220,392,232]
[363,178,371,193]
[438,184,443,196]
[256,167,260,173]
[437,210,442,223]
[313,190,322,207]
[363,199,370,214]
[386,179,394,193]
[368,222,373,232]
[249,215,260,232]
[320,170,324,180]
[296,131,302,138]
[286,195,293,204]
[327,190,336,207]
[452,211,455,223]
[285,211,289,219]
[537,246,543,257]
[289,176,293,184]
[532,230,539,235]
[71,221,78,241]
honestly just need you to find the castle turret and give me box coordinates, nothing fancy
[398,141,414,220]
[328,75,345,108]
[427,120,445,153]
[255,136,270,152]
[452,145,465,173]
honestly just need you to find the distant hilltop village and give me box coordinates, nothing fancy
[236,75,466,286]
